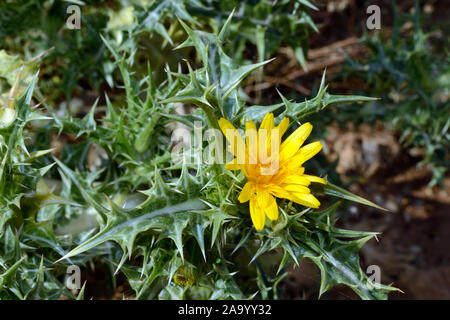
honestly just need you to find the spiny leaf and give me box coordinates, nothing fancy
[57,198,207,262]
[76,281,87,300]
[290,231,398,300]
[189,213,210,261]
[321,182,387,211]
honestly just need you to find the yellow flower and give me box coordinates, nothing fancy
[218,113,326,230]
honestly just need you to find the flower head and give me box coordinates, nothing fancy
[219,113,326,230]
[173,267,195,287]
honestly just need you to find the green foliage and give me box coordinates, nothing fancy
[0,74,75,300]
[0,7,397,300]
[0,0,317,102]
[340,1,449,186]
[0,0,110,100]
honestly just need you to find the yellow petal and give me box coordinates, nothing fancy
[281,174,311,186]
[245,120,257,143]
[285,164,306,175]
[294,141,323,165]
[250,198,265,230]
[283,184,311,194]
[259,113,276,161]
[218,117,237,135]
[245,120,258,164]
[267,184,291,199]
[224,159,242,171]
[276,117,290,139]
[258,128,270,164]
[218,118,245,157]
[260,113,274,131]
[280,122,312,160]
[265,194,278,221]
[256,190,270,208]
[303,174,327,184]
[291,193,320,208]
[238,182,253,203]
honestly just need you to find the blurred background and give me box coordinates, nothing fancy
[281,0,450,300]
[0,0,448,299]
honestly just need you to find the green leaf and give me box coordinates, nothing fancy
[291,231,398,300]
[58,198,207,262]
[297,0,319,11]
[76,281,87,300]
[278,71,378,120]
[321,182,387,211]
